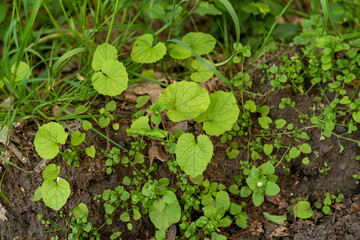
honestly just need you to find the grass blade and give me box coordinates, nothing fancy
[253,0,293,62]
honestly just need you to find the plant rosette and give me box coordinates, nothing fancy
[240,162,280,206]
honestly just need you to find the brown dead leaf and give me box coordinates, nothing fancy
[166,225,177,240]
[172,121,188,132]
[347,79,360,88]
[199,77,226,93]
[250,220,264,236]
[148,145,169,165]
[265,194,288,209]
[0,203,8,222]
[124,93,137,103]
[124,81,164,103]
[269,226,290,238]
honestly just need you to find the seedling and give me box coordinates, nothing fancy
[314,192,344,215]
[319,162,331,175]
[32,164,71,211]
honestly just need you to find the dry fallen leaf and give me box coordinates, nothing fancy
[269,226,290,238]
[148,145,169,165]
[265,194,288,209]
[0,203,8,222]
[166,224,177,240]
[124,81,164,103]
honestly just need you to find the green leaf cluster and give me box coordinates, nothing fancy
[240,162,280,206]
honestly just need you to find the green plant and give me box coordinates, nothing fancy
[32,164,71,211]
[34,122,68,159]
[98,101,117,128]
[102,147,129,175]
[314,191,344,215]
[293,201,313,219]
[319,162,331,175]
[240,162,280,206]
[353,174,360,184]
[68,203,101,240]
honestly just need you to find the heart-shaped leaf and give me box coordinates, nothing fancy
[85,145,96,158]
[131,34,166,63]
[34,122,68,159]
[126,116,168,139]
[91,59,128,96]
[42,178,71,211]
[194,91,239,136]
[190,59,213,82]
[158,81,210,122]
[175,133,213,178]
[92,43,118,71]
[168,32,216,59]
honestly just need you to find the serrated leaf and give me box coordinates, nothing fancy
[71,131,85,146]
[92,43,118,71]
[190,59,214,82]
[194,91,239,136]
[263,212,287,226]
[34,122,68,159]
[158,81,210,122]
[91,59,128,96]
[43,164,60,181]
[235,212,248,228]
[229,202,242,215]
[175,133,213,178]
[42,178,71,211]
[98,116,110,128]
[120,212,130,222]
[85,145,96,158]
[131,34,166,63]
[126,116,168,139]
[149,191,181,230]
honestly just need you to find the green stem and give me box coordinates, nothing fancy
[106,0,120,43]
